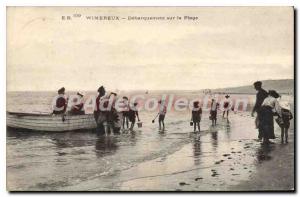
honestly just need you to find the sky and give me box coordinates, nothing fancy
[7,7,294,91]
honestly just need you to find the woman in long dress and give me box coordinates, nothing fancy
[259,90,282,144]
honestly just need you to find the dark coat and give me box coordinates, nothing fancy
[53,96,67,114]
[128,109,138,122]
[281,108,293,129]
[192,108,202,122]
[253,88,268,113]
[259,106,275,139]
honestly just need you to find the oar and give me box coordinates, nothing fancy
[152,113,159,123]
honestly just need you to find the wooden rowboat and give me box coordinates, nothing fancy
[7,112,97,132]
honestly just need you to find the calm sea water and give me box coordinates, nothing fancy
[6,91,293,191]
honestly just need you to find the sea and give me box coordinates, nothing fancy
[6,91,294,191]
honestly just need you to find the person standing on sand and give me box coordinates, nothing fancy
[222,95,230,119]
[251,81,268,140]
[210,99,219,126]
[259,90,282,145]
[158,100,167,131]
[278,101,293,144]
[191,101,202,132]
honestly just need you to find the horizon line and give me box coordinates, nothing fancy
[6,78,294,92]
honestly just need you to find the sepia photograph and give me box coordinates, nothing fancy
[6,6,294,191]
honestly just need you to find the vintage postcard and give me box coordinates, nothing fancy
[6,7,294,191]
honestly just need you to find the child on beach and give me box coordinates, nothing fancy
[278,101,293,144]
[158,100,167,131]
[222,95,230,119]
[191,101,202,132]
[210,99,219,126]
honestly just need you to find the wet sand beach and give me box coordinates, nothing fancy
[6,92,294,191]
[61,112,294,191]
[6,5,295,192]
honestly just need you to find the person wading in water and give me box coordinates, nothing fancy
[122,96,130,130]
[158,100,167,131]
[191,101,202,132]
[251,81,268,140]
[210,99,219,126]
[94,86,116,135]
[128,102,140,131]
[222,95,230,119]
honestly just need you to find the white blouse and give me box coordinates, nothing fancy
[261,96,282,116]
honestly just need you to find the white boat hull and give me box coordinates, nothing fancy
[7,112,97,132]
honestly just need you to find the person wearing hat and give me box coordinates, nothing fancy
[70,92,85,115]
[252,81,268,140]
[222,94,230,119]
[259,90,282,144]
[278,101,293,144]
[52,87,68,115]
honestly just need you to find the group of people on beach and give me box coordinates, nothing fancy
[190,81,294,143]
[52,86,169,135]
[52,86,140,134]
[251,81,293,144]
[51,81,293,141]
[52,85,234,135]
[189,94,230,132]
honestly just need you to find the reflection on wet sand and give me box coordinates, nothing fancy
[95,136,119,158]
[224,121,231,140]
[210,126,218,149]
[255,144,274,163]
[192,135,202,165]
[6,108,294,191]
